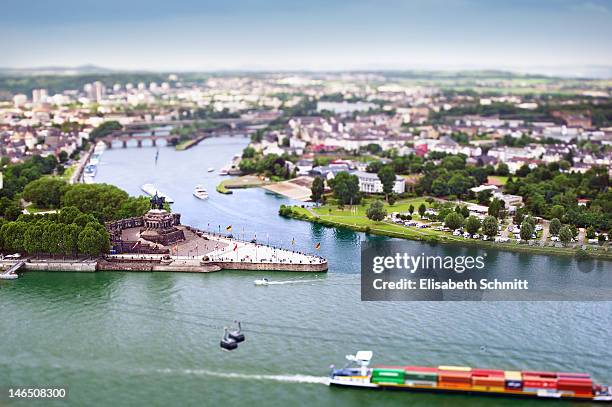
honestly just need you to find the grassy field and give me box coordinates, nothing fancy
[216,175,270,194]
[284,198,612,260]
[487,175,509,185]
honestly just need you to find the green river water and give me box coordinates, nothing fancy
[1,136,610,406]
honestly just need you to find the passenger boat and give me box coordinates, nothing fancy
[84,164,97,177]
[193,185,209,200]
[207,167,215,172]
[329,351,612,402]
[141,183,174,203]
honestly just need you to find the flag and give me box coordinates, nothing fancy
[315,242,321,250]
[226,225,232,231]
[233,243,238,251]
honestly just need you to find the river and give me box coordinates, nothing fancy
[1,136,610,407]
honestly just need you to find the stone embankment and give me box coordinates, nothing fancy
[210,260,328,272]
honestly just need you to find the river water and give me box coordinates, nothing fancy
[1,136,610,407]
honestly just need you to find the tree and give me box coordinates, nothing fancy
[62,183,130,221]
[310,176,324,204]
[74,213,98,228]
[549,218,561,236]
[23,224,45,254]
[460,205,470,219]
[329,172,361,206]
[366,160,383,173]
[58,151,69,163]
[58,206,82,224]
[241,146,256,159]
[520,220,534,241]
[482,215,498,237]
[418,203,426,218]
[488,198,505,219]
[514,207,528,225]
[408,204,414,215]
[464,216,481,235]
[77,225,108,256]
[477,190,492,205]
[549,205,565,220]
[586,226,596,240]
[366,200,387,222]
[4,203,22,221]
[377,166,396,202]
[444,212,464,231]
[496,162,509,176]
[559,226,573,245]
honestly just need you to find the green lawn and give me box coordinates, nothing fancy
[311,197,431,218]
[286,201,612,260]
[487,175,509,185]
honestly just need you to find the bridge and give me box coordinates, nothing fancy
[0,260,25,280]
[122,117,271,129]
[99,127,253,149]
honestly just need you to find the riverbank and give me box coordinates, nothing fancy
[282,203,612,260]
[216,175,270,194]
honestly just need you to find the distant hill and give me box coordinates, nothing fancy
[0,65,121,76]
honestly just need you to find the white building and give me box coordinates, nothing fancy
[353,171,405,194]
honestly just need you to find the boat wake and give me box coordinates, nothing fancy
[156,368,329,385]
[264,279,322,285]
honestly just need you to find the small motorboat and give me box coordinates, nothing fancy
[193,185,209,200]
[220,327,238,351]
[254,278,270,286]
[207,167,215,172]
[228,320,245,343]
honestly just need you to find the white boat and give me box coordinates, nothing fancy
[254,278,270,286]
[141,183,174,203]
[219,169,229,176]
[84,164,97,177]
[0,273,18,280]
[193,185,209,200]
[207,167,215,172]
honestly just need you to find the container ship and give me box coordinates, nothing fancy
[329,351,611,402]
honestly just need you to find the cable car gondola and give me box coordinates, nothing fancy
[220,327,238,351]
[229,320,245,343]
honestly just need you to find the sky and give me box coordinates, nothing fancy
[2,0,612,72]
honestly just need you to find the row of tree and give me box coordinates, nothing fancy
[0,207,110,256]
[22,178,152,222]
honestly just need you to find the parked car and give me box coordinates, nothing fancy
[453,230,461,236]
[472,234,480,239]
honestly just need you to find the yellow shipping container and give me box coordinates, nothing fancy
[504,371,522,380]
[438,365,472,372]
[472,385,506,393]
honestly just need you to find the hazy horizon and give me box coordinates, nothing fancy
[3,0,612,75]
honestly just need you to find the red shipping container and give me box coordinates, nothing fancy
[438,371,471,382]
[522,371,557,378]
[523,377,557,389]
[404,366,438,373]
[439,376,471,382]
[472,369,504,377]
[557,380,593,391]
[472,377,505,386]
[557,372,590,379]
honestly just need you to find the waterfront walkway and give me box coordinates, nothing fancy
[109,225,327,272]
